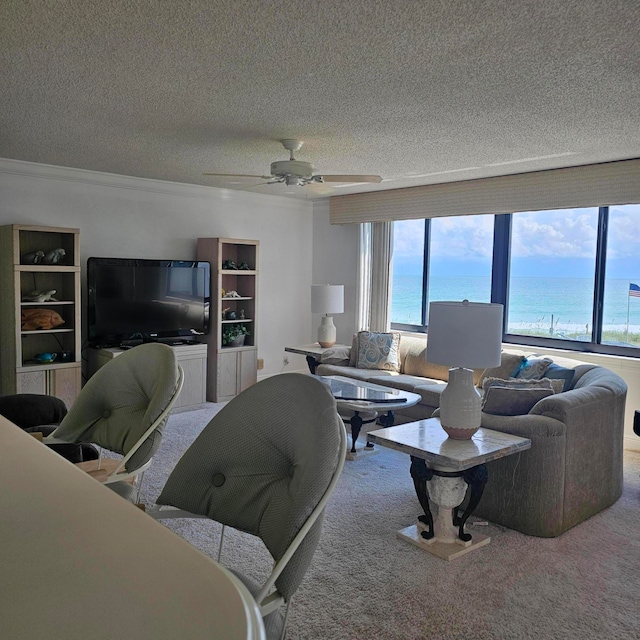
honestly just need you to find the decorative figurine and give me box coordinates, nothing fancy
[239,309,245,320]
[34,352,57,363]
[21,308,65,330]
[238,261,251,270]
[22,289,58,302]
[222,290,241,298]
[42,248,66,264]
[222,259,238,270]
[21,250,45,264]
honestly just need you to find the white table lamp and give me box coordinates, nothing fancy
[426,300,503,439]
[311,284,344,348]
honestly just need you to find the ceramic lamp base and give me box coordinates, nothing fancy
[439,367,481,440]
[317,315,336,348]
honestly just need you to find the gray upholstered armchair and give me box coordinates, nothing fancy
[146,373,347,640]
[47,342,184,500]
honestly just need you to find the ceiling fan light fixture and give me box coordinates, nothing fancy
[270,159,314,179]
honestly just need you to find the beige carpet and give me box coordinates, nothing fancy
[142,404,640,640]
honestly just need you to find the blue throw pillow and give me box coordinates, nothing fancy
[544,363,575,392]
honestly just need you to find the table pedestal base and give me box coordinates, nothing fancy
[345,444,380,461]
[397,524,490,561]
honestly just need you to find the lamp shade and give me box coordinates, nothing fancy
[311,284,344,315]
[426,301,503,369]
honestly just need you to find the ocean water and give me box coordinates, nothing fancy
[391,275,640,339]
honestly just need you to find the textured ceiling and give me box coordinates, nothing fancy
[1,1,639,200]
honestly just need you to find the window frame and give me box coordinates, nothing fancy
[389,206,640,358]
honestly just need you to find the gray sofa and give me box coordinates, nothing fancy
[316,334,627,537]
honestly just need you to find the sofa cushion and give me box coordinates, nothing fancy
[412,381,448,407]
[482,385,554,416]
[356,331,401,372]
[477,353,526,387]
[515,356,553,380]
[543,363,575,392]
[315,364,399,380]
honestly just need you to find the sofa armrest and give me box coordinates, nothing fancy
[528,377,626,531]
[480,412,565,439]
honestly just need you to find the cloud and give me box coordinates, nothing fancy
[392,204,640,262]
[511,209,598,258]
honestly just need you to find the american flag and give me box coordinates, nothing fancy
[630,283,640,298]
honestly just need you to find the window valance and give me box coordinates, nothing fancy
[329,158,640,224]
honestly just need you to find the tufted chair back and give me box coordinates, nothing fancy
[157,372,345,603]
[52,343,181,473]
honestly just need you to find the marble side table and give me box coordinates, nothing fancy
[367,418,531,561]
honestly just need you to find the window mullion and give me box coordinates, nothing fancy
[491,213,511,332]
[592,207,608,344]
[422,219,430,327]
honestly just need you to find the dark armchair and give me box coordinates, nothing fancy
[0,393,98,463]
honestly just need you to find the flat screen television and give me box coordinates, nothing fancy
[87,257,210,347]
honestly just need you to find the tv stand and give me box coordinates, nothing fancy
[87,343,208,409]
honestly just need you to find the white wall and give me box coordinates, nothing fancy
[0,159,314,379]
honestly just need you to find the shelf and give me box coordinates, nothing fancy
[17,265,79,273]
[21,328,74,335]
[221,296,253,301]
[221,319,253,324]
[21,301,74,306]
[220,270,257,275]
[17,360,79,372]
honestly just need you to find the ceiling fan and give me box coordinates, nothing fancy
[203,139,382,190]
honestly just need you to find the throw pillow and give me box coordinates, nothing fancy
[543,363,575,392]
[482,376,554,392]
[356,331,401,372]
[320,345,352,366]
[515,356,553,380]
[348,333,359,367]
[482,386,554,416]
[477,353,525,387]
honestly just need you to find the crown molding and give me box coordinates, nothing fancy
[0,157,311,211]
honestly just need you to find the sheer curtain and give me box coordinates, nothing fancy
[367,221,393,332]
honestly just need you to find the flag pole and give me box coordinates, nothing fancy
[627,281,631,342]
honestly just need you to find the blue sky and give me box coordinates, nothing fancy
[392,205,640,279]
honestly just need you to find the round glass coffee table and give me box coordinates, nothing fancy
[317,376,421,459]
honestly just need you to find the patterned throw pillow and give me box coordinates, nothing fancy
[356,331,401,371]
[515,357,553,380]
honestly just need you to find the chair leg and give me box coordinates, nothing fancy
[135,469,147,503]
[217,524,226,562]
[280,600,292,640]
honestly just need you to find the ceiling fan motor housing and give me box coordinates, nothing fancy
[270,160,314,179]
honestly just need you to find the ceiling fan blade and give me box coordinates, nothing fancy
[304,182,335,195]
[320,175,383,183]
[202,172,269,179]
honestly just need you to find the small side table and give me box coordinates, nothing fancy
[368,418,531,561]
[284,344,350,374]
